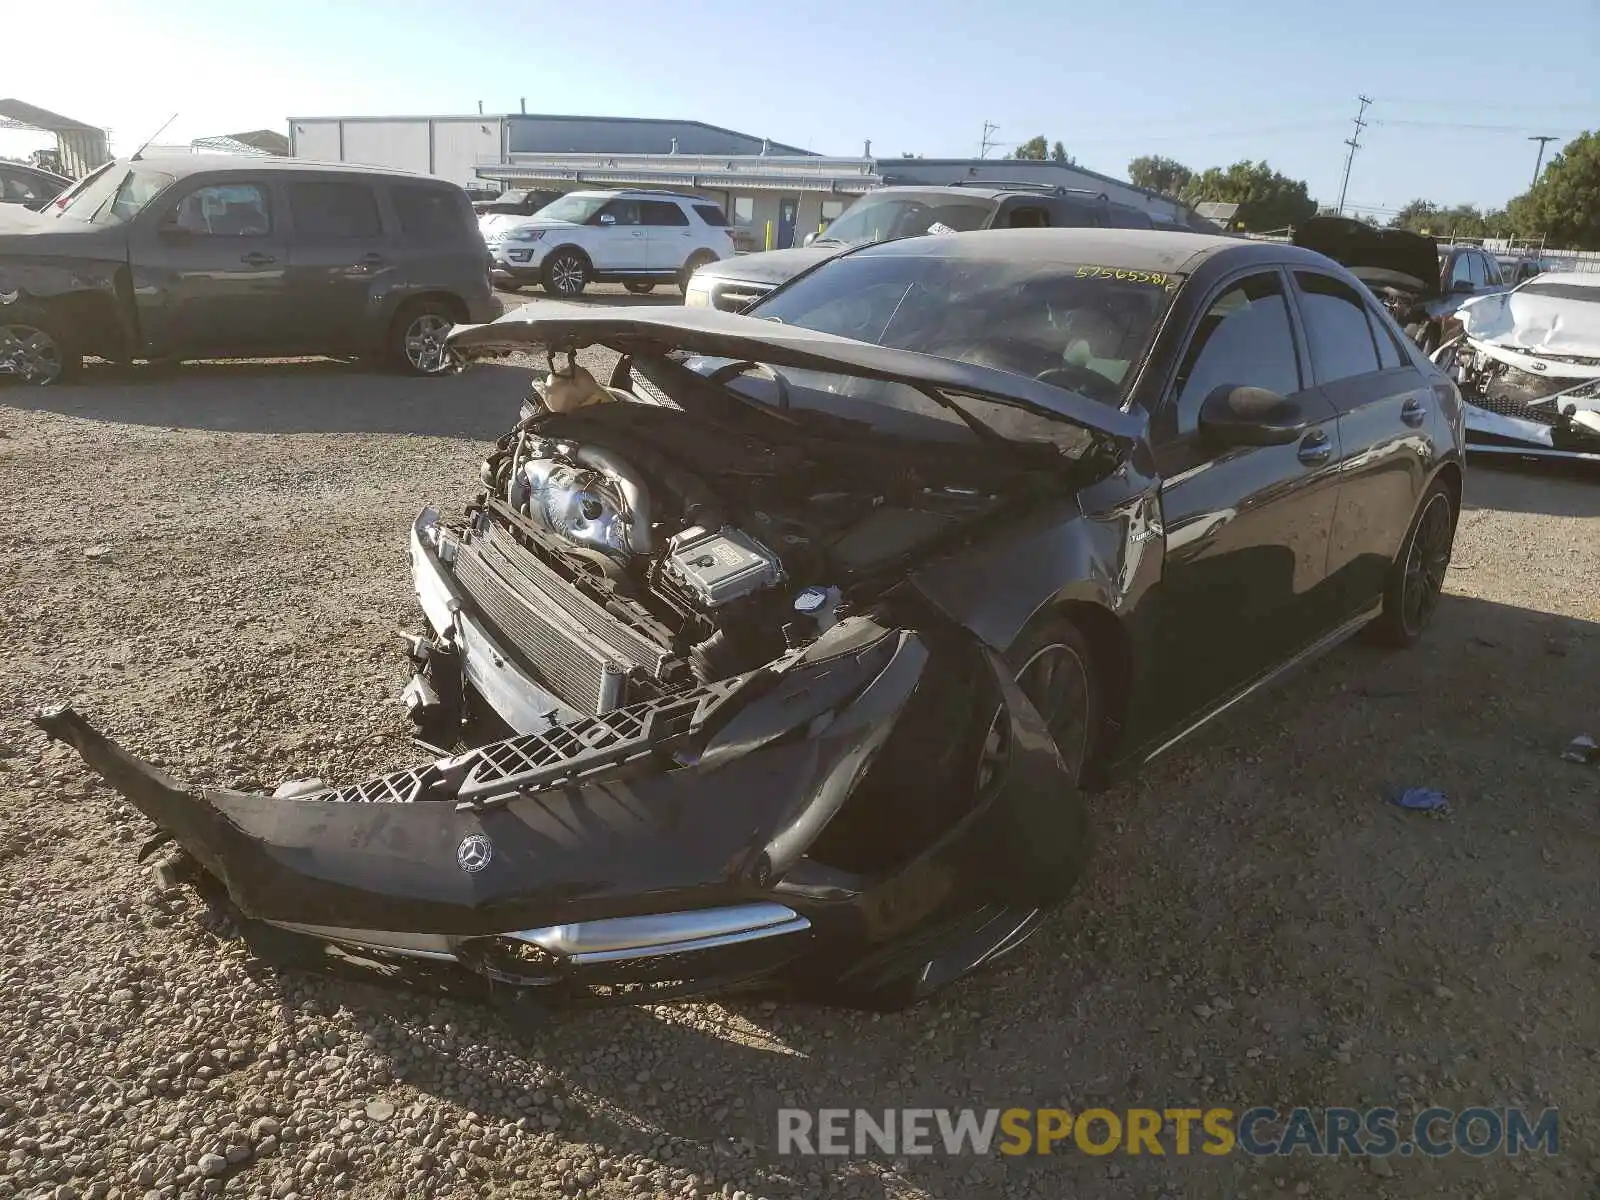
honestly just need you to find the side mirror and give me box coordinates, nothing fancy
[1450,278,1476,295]
[597,213,616,225]
[803,230,818,247]
[1197,385,1313,447]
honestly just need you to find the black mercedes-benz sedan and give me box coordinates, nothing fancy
[38,229,1466,1009]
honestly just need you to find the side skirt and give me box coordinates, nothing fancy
[1111,604,1383,775]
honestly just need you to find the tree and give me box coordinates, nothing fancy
[1127,155,1193,198]
[1388,200,1515,239]
[1013,135,1049,161]
[1506,131,1600,249]
[1179,160,1317,232]
[1050,140,1076,166]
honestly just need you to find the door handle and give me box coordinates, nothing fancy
[1401,396,1427,426]
[240,251,276,266]
[1297,430,1332,465]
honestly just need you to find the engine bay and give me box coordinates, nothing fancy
[461,370,1038,702]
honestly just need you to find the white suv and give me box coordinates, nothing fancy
[489,189,735,298]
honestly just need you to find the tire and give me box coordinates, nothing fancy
[1002,615,1101,786]
[1372,479,1457,647]
[386,299,458,376]
[624,281,655,295]
[0,307,81,386]
[541,250,589,298]
[678,252,718,295]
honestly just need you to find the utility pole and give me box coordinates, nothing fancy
[1335,94,1372,216]
[980,121,1001,159]
[1528,135,1557,187]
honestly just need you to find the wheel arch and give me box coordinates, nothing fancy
[544,243,593,270]
[395,291,469,324]
[1048,598,1133,773]
[1429,458,1463,523]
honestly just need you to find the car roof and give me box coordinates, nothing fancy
[564,188,705,201]
[867,184,1105,201]
[115,155,447,183]
[854,227,1301,275]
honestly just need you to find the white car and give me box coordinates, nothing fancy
[489,189,735,297]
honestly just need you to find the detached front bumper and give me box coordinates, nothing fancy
[33,605,1090,1005]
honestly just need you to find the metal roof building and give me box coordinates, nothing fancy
[0,98,109,177]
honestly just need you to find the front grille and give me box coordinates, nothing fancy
[1475,392,1563,426]
[711,280,773,313]
[452,521,669,715]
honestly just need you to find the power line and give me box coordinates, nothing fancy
[979,121,1001,159]
[1336,95,1373,216]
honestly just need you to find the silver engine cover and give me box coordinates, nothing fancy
[511,439,652,562]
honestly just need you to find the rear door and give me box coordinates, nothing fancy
[283,178,390,352]
[130,175,288,357]
[640,199,693,274]
[1291,269,1431,617]
[1137,267,1343,739]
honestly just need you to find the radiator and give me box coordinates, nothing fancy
[452,522,670,714]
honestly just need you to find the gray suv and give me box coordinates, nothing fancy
[0,156,500,385]
[684,181,1163,312]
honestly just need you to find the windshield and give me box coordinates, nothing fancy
[535,194,608,223]
[815,195,994,246]
[54,166,175,226]
[686,253,1179,449]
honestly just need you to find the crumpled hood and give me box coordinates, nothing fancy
[1459,275,1600,372]
[448,298,1147,443]
[0,213,126,260]
[691,244,844,288]
[1292,216,1440,300]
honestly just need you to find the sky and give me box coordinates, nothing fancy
[4,0,1595,215]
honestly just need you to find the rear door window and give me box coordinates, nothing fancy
[290,181,383,238]
[392,184,472,241]
[692,203,728,226]
[1005,204,1050,228]
[640,200,689,227]
[1293,271,1382,384]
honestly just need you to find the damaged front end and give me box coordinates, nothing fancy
[35,611,1088,1007]
[1436,277,1600,463]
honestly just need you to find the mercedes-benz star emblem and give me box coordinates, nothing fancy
[456,833,493,873]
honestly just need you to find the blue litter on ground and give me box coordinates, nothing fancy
[1390,787,1450,813]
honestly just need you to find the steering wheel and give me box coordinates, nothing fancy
[1035,361,1119,402]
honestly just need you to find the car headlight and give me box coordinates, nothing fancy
[684,277,713,308]
[507,229,545,244]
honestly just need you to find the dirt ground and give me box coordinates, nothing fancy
[1,300,1596,1200]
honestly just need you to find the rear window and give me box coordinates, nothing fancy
[693,203,729,226]
[392,184,472,240]
[290,181,382,238]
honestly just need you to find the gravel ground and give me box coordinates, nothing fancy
[1,303,1597,1199]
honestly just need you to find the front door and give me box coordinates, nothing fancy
[639,199,693,277]
[589,198,646,270]
[283,179,392,353]
[1134,268,1343,743]
[1290,268,1432,617]
[131,179,288,358]
[776,196,798,249]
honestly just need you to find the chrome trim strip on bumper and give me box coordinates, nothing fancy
[266,904,812,970]
[512,903,811,966]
